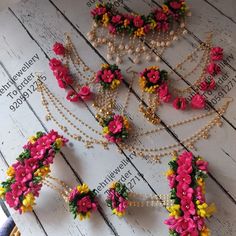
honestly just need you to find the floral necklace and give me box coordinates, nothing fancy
[88,0,191,64]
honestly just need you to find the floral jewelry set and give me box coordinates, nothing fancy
[0,1,231,235]
[0,132,215,235]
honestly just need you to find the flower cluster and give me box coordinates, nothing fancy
[91,1,189,37]
[165,151,216,236]
[106,182,129,217]
[0,131,68,214]
[50,42,92,102]
[101,114,130,143]
[96,64,123,90]
[68,183,98,220]
[139,66,169,94]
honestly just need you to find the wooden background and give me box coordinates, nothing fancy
[0,0,236,235]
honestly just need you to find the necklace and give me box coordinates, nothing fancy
[88,1,191,64]
[37,78,230,163]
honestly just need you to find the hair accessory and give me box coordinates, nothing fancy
[88,1,191,64]
[165,151,216,235]
[106,182,172,217]
[0,131,68,214]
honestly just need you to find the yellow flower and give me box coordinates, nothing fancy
[123,117,130,130]
[77,183,89,194]
[200,227,211,236]
[110,79,121,90]
[79,211,91,221]
[197,178,206,193]
[0,186,6,199]
[149,19,157,29]
[102,63,109,69]
[103,126,109,135]
[148,66,159,70]
[21,193,35,213]
[28,135,37,144]
[165,169,174,177]
[112,208,125,217]
[55,138,63,149]
[124,19,130,27]
[167,204,181,217]
[34,166,51,178]
[144,85,158,94]
[134,27,145,37]
[196,201,216,218]
[102,13,109,26]
[7,166,15,177]
[139,76,147,90]
[205,203,216,218]
[109,182,117,189]
[162,5,169,13]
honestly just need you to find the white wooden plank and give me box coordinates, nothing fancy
[49,0,236,199]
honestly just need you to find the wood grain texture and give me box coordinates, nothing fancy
[0,0,235,235]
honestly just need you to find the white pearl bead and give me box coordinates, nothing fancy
[142,46,147,51]
[88,35,94,41]
[166,41,171,47]
[102,38,107,43]
[128,49,133,55]
[119,44,124,50]
[125,45,130,50]
[183,30,188,35]
[116,57,122,64]
[133,57,140,64]
[161,41,165,47]
[180,23,185,28]
[155,56,160,62]
[136,47,141,53]
[150,40,155,45]
[108,42,113,47]
[93,22,98,28]
[146,55,152,61]
[107,54,113,60]
[86,32,91,37]
[97,38,102,43]
[92,42,97,47]
[173,36,178,41]
[110,46,115,52]
[169,30,174,36]
[156,42,160,47]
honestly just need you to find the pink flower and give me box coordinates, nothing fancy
[207,62,221,76]
[177,185,194,200]
[104,134,116,143]
[64,75,73,85]
[52,42,65,56]
[49,58,62,70]
[112,15,122,24]
[177,164,193,175]
[11,183,27,197]
[66,90,80,102]
[15,166,32,183]
[68,188,78,202]
[24,157,39,171]
[117,198,128,212]
[173,97,187,110]
[78,86,92,100]
[168,174,176,188]
[161,22,170,32]
[57,78,66,89]
[108,24,116,34]
[77,196,92,213]
[147,70,160,83]
[210,47,223,61]
[37,136,53,149]
[200,77,216,91]
[176,173,192,185]
[177,152,193,167]
[158,83,171,102]
[155,10,167,21]
[91,7,106,16]
[170,1,182,9]
[101,69,114,83]
[108,120,123,134]
[30,145,46,159]
[5,192,19,208]
[195,186,205,203]
[25,183,42,197]
[53,66,69,80]
[181,198,196,216]
[193,216,205,231]
[191,94,205,109]
[144,24,150,34]
[115,70,123,80]
[133,16,144,28]
[196,159,209,172]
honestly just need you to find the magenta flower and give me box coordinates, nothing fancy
[15,166,32,183]
[170,1,182,9]
[117,198,128,212]
[11,182,27,197]
[77,196,92,213]
[91,7,106,16]
[207,62,221,76]
[5,192,20,208]
[177,152,193,168]
[176,185,194,200]
[57,78,66,89]
[108,24,116,34]
[177,164,193,175]
[78,86,92,100]
[193,216,205,231]
[52,42,65,56]
[104,134,116,143]
[158,83,171,102]
[191,94,205,109]
[49,58,62,70]
[66,90,80,102]
[133,16,144,28]
[155,10,167,21]
[174,216,196,234]
[25,183,42,197]
[173,97,187,110]
[112,15,122,24]
[176,173,192,185]
[68,188,78,202]
[30,145,46,160]
[210,47,223,61]
[24,157,39,172]
[167,174,176,188]
[108,120,123,134]
[147,69,160,83]
[181,198,196,216]
[200,77,216,91]
[196,159,209,172]
[195,186,205,203]
[115,70,123,81]
[53,66,69,80]
[101,69,114,83]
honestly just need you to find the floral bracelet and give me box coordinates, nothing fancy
[0,130,68,214]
